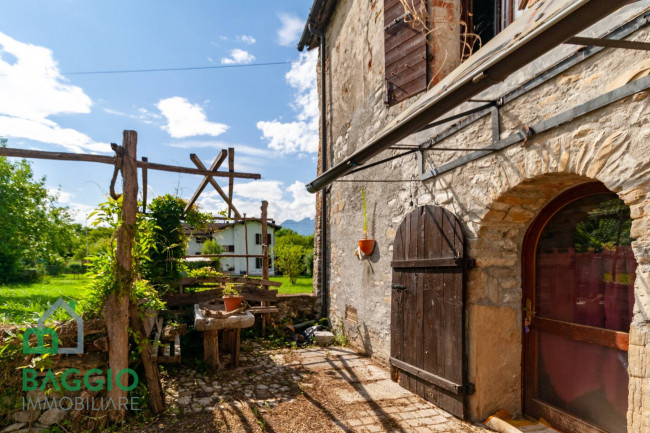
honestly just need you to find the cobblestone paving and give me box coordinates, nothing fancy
[156,344,489,432]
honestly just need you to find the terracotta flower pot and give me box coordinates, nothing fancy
[358,239,376,256]
[223,296,243,312]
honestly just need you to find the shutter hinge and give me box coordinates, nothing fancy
[465,383,476,395]
[464,258,476,269]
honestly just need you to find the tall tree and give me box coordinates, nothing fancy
[0,154,79,283]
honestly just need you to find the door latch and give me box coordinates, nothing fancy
[391,284,406,291]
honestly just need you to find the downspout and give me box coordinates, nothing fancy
[309,24,329,318]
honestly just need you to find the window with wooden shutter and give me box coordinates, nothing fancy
[255,234,262,245]
[384,0,429,105]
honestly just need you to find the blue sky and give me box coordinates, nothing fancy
[0,1,318,225]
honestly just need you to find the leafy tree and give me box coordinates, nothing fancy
[140,194,211,286]
[275,228,314,279]
[202,239,223,271]
[575,198,632,252]
[275,243,305,284]
[0,154,80,283]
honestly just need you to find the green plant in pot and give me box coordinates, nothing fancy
[358,188,376,256]
[222,283,243,312]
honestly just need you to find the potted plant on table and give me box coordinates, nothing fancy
[358,188,376,256]
[222,284,243,312]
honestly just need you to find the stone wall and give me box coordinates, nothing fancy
[317,0,650,428]
[272,294,319,323]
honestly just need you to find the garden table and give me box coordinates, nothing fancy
[194,303,254,369]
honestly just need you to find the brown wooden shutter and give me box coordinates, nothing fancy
[384,0,429,105]
[390,205,473,418]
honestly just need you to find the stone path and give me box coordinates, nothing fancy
[148,343,489,433]
[294,346,488,433]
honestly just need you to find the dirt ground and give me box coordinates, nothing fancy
[121,344,489,433]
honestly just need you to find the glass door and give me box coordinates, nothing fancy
[523,183,635,433]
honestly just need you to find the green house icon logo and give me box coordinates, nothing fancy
[23,299,84,355]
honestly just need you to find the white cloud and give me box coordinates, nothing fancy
[0,32,108,153]
[221,49,255,65]
[47,187,72,204]
[197,180,315,224]
[166,141,273,172]
[156,97,228,138]
[257,50,318,154]
[277,13,304,47]
[236,35,256,45]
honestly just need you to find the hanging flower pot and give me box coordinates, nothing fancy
[358,238,376,256]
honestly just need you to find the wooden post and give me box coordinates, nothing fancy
[228,147,235,218]
[141,157,148,213]
[261,201,270,335]
[203,330,220,369]
[104,130,137,423]
[243,213,249,275]
[128,303,165,413]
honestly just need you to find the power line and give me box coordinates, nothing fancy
[62,61,298,75]
[0,60,317,77]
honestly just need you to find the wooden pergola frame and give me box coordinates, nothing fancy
[0,130,271,422]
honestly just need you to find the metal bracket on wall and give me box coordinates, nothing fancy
[420,74,650,181]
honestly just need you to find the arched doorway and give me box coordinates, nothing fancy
[522,182,636,433]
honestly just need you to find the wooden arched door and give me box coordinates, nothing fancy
[523,182,635,433]
[390,205,472,419]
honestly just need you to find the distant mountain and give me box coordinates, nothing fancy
[279,218,315,236]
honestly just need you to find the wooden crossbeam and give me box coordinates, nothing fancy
[184,150,227,215]
[190,154,242,218]
[0,147,261,180]
[228,147,235,218]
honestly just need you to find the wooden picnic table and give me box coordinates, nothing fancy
[194,303,254,369]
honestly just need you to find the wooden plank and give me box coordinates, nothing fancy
[533,398,609,433]
[389,357,466,394]
[248,306,279,314]
[228,148,235,218]
[190,154,242,218]
[174,276,282,287]
[391,258,461,268]
[164,286,277,307]
[534,317,629,351]
[0,147,261,179]
[184,150,227,214]
[183,254,264,259]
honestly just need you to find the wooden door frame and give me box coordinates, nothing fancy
[521,181,617,433]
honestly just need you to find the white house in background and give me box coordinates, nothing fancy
[184,221,280,276]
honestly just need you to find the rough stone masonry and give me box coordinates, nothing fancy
[310,0,650,430]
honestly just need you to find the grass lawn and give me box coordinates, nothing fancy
[268,276,313,294]
[0,274,92,324]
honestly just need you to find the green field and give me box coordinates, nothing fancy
[0,274,92,323]
[0,274,313,323]
[268,276,313,294]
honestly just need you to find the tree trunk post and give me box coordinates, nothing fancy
[105,130,138,423]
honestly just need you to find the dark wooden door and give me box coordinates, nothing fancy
[390,205,471,419]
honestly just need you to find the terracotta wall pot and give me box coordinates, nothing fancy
[358,239,376,256]
[223,296,243,312]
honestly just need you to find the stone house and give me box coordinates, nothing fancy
[298,0,650,431]
[184,221,278,276]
